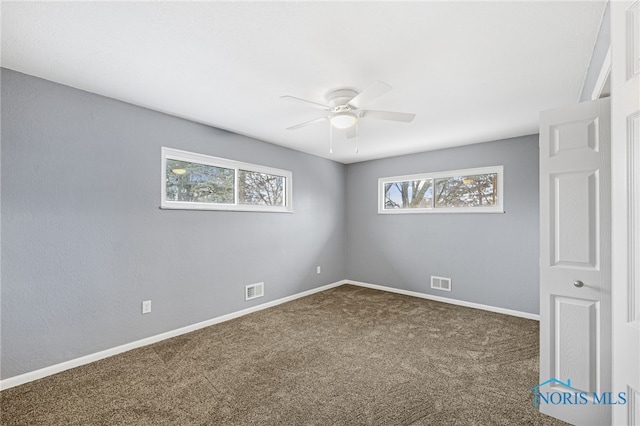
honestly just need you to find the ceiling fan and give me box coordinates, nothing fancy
[281,81,416,153]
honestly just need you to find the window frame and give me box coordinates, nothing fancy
[161,147,293,213]
[378,166,504,214]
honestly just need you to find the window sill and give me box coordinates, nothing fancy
[378,208,505,215]
[160,204,293,213]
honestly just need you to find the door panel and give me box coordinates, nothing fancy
[550,118,600,155]
[551,171,599,268]
[554,297,599,394]
[540,97,611,425]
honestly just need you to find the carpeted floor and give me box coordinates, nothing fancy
[1,285,568,425]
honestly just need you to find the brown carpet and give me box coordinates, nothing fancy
[1,285,568,425]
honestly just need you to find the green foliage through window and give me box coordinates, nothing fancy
[434,174,497,208]
[161,148,292,212]
[166,160,234,204]
[379,166,503,214]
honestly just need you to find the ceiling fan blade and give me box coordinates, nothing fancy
[286,116,329,130]
[280,95,331,110]
[361,110,416,123]
[348,81,392,109]
[345,124,358,139]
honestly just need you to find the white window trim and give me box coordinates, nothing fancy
[161,147,293,213]
[378,165,504,214]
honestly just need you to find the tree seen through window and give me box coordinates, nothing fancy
[383,171,498,210]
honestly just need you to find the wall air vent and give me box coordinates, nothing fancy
[245,282,264,301]
[431,276,452,292]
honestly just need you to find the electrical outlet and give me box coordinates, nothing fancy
[317,266,321,274]
[142,300,151,314]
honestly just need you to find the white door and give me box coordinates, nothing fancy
[612,2,640,425]
[539,97,611,425]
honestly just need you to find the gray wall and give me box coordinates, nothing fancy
[1,69,347,379]
[345,135,540,314]
[1,68,541,382]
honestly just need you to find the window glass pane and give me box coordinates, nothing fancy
[239,170,285,206]
[434,173,497,208]
[384,179,433,209]
[165,159,235,204]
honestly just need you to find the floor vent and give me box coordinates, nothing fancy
[431,276,452,292]
[245,282,264,301]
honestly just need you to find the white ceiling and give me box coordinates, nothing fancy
[1,1,607,164]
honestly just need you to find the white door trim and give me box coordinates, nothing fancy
[591,46,612,100]
[611,2,640,425]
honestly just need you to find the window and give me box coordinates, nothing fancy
[379,166,503,214]
[162,147,292,212]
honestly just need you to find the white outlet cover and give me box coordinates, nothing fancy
[142,300,151,314]
[317,266,321,274]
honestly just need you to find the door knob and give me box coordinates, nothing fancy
[573,280,584,288]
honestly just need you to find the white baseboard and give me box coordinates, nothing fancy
[1,278,537,390]
[345,280,540,321]
[0,280,346,391]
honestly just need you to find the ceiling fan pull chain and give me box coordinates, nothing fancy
[330,123,334,154]
[355,122,359,154]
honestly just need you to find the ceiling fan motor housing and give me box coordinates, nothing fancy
[326,89,359,110]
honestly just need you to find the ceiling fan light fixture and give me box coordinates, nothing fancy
[330,112,357,129]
